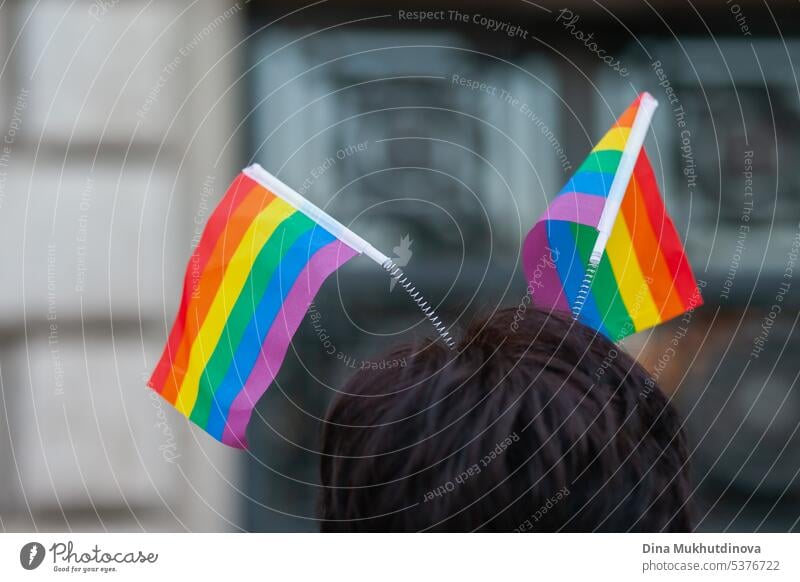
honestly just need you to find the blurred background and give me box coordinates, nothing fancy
[1,0,799,532]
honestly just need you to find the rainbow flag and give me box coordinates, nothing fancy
[148,164,379,448]
[522,92,702,340]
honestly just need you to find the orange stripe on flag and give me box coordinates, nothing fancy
[633,150,701,311]
[150,174,259,392]
[160,184,275,404]
[614,95,642,129]
[605,214,661,331]
[621,175,687,322]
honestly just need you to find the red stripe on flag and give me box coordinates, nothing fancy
[148,173,261,395]
[621,174,687,321]
[614,94,643,129]
[158,184,276,405]
[634,150,702,310]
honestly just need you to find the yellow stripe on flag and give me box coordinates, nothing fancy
[605,215,662,331]
[174,197,296,415]
[593,126,631,154]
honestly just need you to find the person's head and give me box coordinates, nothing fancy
[319,306,693,532]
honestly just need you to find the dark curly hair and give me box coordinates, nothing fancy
[319,306,693,532]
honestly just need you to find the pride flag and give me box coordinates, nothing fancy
[522,92,702,340]
[149,164,382,448]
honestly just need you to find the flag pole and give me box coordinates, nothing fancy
[243,164,456,349]
[571,93,659,320]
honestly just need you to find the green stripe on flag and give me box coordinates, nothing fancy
[190,211,315,427]
[577,150,622,176]
[569,222,633,341]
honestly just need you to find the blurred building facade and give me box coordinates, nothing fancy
[244,0,800,532]
[1,0,799,532]
[0,0,245,531]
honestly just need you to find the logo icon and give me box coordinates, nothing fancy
[389,234,413,292]
[20,542,46,570]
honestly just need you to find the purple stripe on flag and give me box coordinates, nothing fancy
[221,240,359,448]
[543,192,605,228]
[522,221,571,314]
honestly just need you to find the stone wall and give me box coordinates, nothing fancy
[0,0,246,532]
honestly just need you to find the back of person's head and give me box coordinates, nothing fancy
[319,306,693,532]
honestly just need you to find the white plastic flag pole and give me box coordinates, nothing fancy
[571,93,659,320]
[243,164,456,349]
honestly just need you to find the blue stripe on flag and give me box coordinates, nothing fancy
[558,172,616,198]
[206,226,336,440]
[546,220,608,336]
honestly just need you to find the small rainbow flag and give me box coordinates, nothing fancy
[522,92,702,340]
[149,164,389,448]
